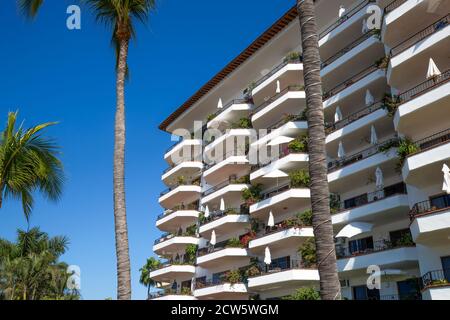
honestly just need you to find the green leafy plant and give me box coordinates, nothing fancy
[289,170,311,188]
[378,139,401,153]
[207,113,217,122]
[375,56,390,69]
[283,287,320,300]
[329,193,341,214]
[226,237,243,248]
[297,209,313,226]
[382,94,401,117]
[298,238,317,268]
[242,184,263,206]
[396,138,419,171]
[234,175,250,184]
[180,287,192,295]
[283,52,302,63]
[288,135,308,153]
[232,117,252,129]
[373,28,382,40]
[224,270,242,284]
[198,212,207,225]
[177,176,186,185]
[184,244,198,264]
[396,232,414,247]
[183,224,197,237]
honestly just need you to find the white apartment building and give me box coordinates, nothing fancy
[151,0,450,300]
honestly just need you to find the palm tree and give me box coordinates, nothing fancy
[0,227,79,300]
[139,257,162,299]
[83,0,156,300]
[18,0,44,18]
[296,0,341,300]
[0,111,64,221]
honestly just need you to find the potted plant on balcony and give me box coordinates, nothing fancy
[242,184,263,206]
[283,52,302,63]
[298,238,317,268]
[226,237,243,248]
[180,287,192,296]
[289,170,311,188]
[382,94,401,117]
[283,287,320,300]
[297,209,313,226]
[224,269,242,285]
[184,244,198,265]
[375,56,390,69]
[244,81,257,99]
[234,175,250,184]
[207,113,217,122]
[288,135,308,153]
[177,176,186,185]
[239,231,256,247]
[232,117,253,129]
[183,224,197,237]
[396,138,419,171]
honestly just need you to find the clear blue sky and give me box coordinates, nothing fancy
[0,0,293,299]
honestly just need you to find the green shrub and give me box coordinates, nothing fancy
[283,52,302,63]
[232,117,252,129]
[226,238,243,248]
[289,170,310,188]
[225,270,242,284]
[297,209,313,226]
[183,224,197,237]
[234,175,250,184]
[184,244,198,264]
[180,287,192,295]
[242,184,263,205]
[288,135,308,153]
[396,138,419,171]
[177,176,186,185]
[283,287,320,300]
[382,94,401,117]
[207,113,217,122]
[298,238,317,268]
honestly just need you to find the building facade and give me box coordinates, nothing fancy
[151,0,450,300]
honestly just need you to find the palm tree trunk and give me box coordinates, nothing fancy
[296,0,341,300]
[114,38,132,300]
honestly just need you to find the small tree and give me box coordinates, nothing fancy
[283,287,320,300]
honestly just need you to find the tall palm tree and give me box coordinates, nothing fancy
[296,0,341,300]
[0,111,64,221]
[18,0,44,18]
[139,257,162,298]
[83,0,156,300]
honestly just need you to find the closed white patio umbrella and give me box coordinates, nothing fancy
[204,205,210,218]
[338,5,346,18]
[264,246,272,265]
[365,89,374,106]
[427,58,441,79]
[334,106,343,123]
[276,80,281,94]
[370,125,378,145]
[217,98,223,109]
[442,164,450,194]
[220,198,225,211]
[267,211,275,227]
[336,222,374,238]
[268,136,294,146]
[210,230,217,246]
[338,141,346,159]
[375,167,384,190]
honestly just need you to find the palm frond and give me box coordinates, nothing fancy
[18,0,44,19]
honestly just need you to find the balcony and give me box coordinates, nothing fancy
[158,181,202,210]
[164,139,202,166]
[321,31,384,91]
[153,233,200,256]
[323,65,386,111]
[161,161,203,186]
[196,246,249,268]
[332,183,409,226]
[249,184,311,217]
[421,269,450,300]
[156,205,200,233]
[148,289,196,301]
[200,178,249,208]
[251,117,308,148]
[150,263,196,283]
[248,225,314,252]
[337,240,417,272]
[199,208,250,238]
[251,86,306,129]
[327,137,399,192]
[247,260,319,291]
[250,55,303,106]
[204,128,253,153]
[325,101,387,144]
[410,199,450,244]
[193,277,248,300]
[402,128,450,186]
[394,69,450,135]
[207,99,253,130]
[388,15,450,89]
[203,151,250,186]
[319,0,376,60]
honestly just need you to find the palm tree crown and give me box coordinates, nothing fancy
[18,0,44,18]
[0,111,64,220]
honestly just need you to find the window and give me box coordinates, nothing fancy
[430,194,450,210]
[352,285,380,300]
[349,237,373,255]
[384,182,406,197]
[344,193,368,209]
[442,256,450,282]
[389,229,412,247]
[397,279,421,300]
